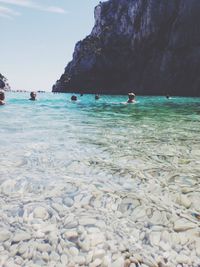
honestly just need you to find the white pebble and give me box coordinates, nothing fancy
[93,249,106,260]
[149,231,161,247]
[102,255,112,267]
[17,243,27,255]
[50,251,60,262]
[176,254,191,265]
[33,207,49,220]
[0,229,11,242]
[42,252,49,262]
[86,251,93,264]
[74,255,86,265]
[174,219,196,232]
[87,227,100,234]
[37,243,52,253]
[69,247,79,256]
[79,218,97,226]
[111,257,124,267]
[60,254,68,265]
[78,237,90,251]
[13,231,31,243]
[52,203,65,214]
[90,258,102,267]
[64,230,78,240]
[176,194,191,208]
[63,197,74,207]
[89,233,105,246]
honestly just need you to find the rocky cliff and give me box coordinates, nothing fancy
[53,0,200,96]
[0,73,11,91]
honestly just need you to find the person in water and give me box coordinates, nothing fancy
[0,90,5,105]
[29,91,37,101]
[71,95,77,101]
[166,94,170,99]
[95,94,100,100]
[127,92,136,103]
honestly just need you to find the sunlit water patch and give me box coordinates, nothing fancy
[0,93,200,267]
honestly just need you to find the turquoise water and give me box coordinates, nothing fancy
[1,93,200,191]
[1,92,200,266]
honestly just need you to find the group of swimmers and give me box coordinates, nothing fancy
[71,94,101,101]
[0,90,136,105]
[0,90,37,105]
[71,93,135,103]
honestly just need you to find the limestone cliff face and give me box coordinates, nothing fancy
[53,0,200,96]
[0,73,10,91]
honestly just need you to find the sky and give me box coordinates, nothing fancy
[0,0,103,91]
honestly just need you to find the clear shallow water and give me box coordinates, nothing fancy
[1,93,200,188]
[1,92,200,266]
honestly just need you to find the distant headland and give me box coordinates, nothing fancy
[0,73,10,91]
[0,74,47,93]
[52,0,200,96]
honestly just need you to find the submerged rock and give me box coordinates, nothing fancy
[33,206,49,220]
[12,231,31,243]
[0,229,11,242]
[53,0,200,96]
[176,194,192,209]
[173,219,196,232]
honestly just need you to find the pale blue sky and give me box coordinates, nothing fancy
[0,0,103,91]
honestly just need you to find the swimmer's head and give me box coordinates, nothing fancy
[95,94,100,100]
[128,92,135,100]
[71,95,77,101]
[0,90,5,101]
[30,91,37,100]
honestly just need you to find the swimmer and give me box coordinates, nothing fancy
[127,92,136,103]
[71,95,77,101]
[95,94,100,100]
[80,93,83,96]
[29,91,37,101]
[0,90,5,105]
[166,94,170,99]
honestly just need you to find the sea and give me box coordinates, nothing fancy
[0,92,200,266]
